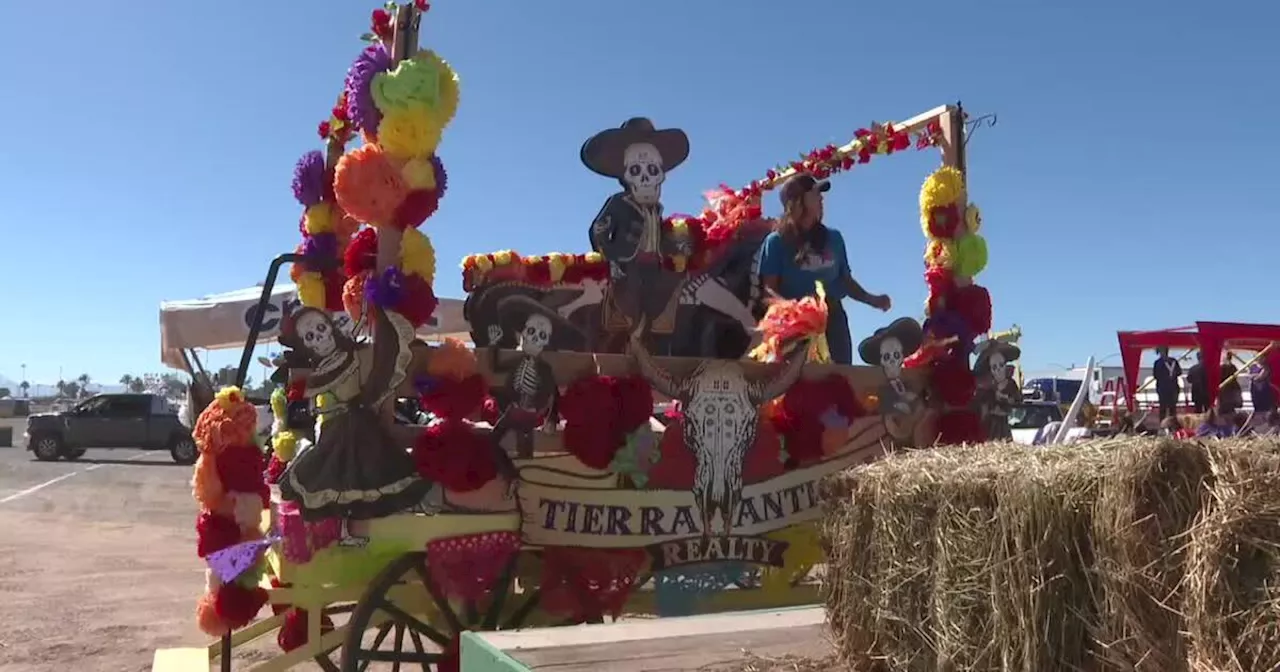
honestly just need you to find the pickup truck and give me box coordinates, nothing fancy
[25,393,198,464]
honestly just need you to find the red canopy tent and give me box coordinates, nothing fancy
[1116,322,1280,411]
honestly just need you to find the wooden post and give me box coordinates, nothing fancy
[371,3,420,425]
[937,102,965,174]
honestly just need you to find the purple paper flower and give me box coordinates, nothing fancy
[345,45,391,134]
[414,375,440,394]
[301,232,339,263]
[924,310,975,355]
[365,267,405,309]
[431,154,448,198]
[291,150,326,207]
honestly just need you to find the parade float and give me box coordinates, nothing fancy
[153,3,1006,670]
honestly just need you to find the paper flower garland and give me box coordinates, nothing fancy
[190,387,270,637]
[913,166,993,444]
[461,251,609,291]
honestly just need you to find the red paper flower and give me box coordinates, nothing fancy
[413,420,497,492]
[949,284,993,335]
[937,409,985,444]
[540,548,646,622]
[278,609,334,652]
[479,396,501,424]
[216,444,267,495]
[344,227,378,276]
[196,511,242,558]
[286,380,306,403]
[317,121,330,140]
[927,205,962,240]
[392,188,442,230]
[213,583,268,629]
[421,374,487,420]
[559,376,626,469]
[931,355,976,407]
[612,376,654,434]
[265,455,287,485]
[394,272,439,328]
[322,271,346,313]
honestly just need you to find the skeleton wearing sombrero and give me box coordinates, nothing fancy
[973,340,1022,441]
[859,318,925,443]
[582,117,692,349]
[487,295,583,463]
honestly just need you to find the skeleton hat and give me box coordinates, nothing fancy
[973,340,1021,375]
[580,117,690,179]
[857,318,924,367]
[496,295,584,341]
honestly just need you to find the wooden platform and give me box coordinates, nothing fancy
[460,607,832,671]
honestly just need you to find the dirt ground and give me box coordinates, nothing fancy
[0,419,286,671]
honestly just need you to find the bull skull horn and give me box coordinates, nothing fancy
[749,338,810,405]
[629,331,687,400]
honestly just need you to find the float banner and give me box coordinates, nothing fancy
[516,448,868,548]
[646,535,788,571]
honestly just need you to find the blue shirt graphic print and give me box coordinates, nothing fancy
[758,229,850,301]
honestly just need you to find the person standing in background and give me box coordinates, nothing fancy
[1152,346,1182,420]
[1219,351,1243,414]
[1250,360,1277,414]
[1187,351,1209,413]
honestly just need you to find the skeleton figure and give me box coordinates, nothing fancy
[973,341,1022,441]
[488,299,569,465]
[582,118,690,349]
[631,329,808,537]
[622,143,665,205]
[858,318,924,421]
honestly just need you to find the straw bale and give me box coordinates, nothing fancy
[821,462,892,670]
[1090,438,1212,671]
[991,444,1110,672]
[1185,439,1280,671]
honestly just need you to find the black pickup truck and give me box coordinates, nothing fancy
[25,393,198,464]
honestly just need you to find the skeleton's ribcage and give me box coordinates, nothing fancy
[513,360,540,406]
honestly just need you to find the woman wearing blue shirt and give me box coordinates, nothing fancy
[758,174,891,364]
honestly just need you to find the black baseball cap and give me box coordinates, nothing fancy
[778,173,830,206]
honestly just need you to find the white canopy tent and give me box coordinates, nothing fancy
[159,284,470,371]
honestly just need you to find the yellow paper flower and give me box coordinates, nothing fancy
[965,203,982,234]
[297,272,326,308]
[924,239,956,269]
[303,203,334,235]
[269,387,287,422]
[214,386,245,411]
[919,166,966,212]
[584,252,604,264]
[546,253,568,282]
[475,255,494,272]
[400,155,438,190]
[272,430,299,463]
[400,227,437,284]
[379,107,444,160]
[493,250,513,266]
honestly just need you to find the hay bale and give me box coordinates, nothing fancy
[990,443,1109,672]
[1186,441,1280,671]
[929,451,1012,672]
[1090,438,1212,671]
[821,464,884,670]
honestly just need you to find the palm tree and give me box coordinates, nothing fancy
[56,380,67,398]
[77,373,91,397]
[19,380,30,398]
[120,374,135,391]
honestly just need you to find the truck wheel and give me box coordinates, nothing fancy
[170,436,198,465]
[31,435,63,462]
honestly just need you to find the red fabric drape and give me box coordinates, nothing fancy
[1116,323,1280,411]
[1116,327,1200,411]
[1194,322,1280,408]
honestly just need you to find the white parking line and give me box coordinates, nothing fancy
[0,452,158,504]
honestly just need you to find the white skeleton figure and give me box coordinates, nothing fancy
[878,336,917,415]
[622,143,664,205]
[296,310,337,358]
[633,340,807,537]
[879,337,905,379]
[520,314,551,357]
[989,352,1008,384]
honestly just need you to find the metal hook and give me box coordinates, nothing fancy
[963,113,997,147]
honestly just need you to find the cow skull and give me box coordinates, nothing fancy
[632,339,808,537]
[622,143,664,205]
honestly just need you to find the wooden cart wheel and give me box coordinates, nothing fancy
[338,550,540,672]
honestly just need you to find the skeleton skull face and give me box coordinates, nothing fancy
[879,337,905,378]
[520,314,552,357]
[622,143,664,205]
[989,352,1007,382]
[296,310,337,358]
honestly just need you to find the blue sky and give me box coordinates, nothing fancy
[0,0,1273,387]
